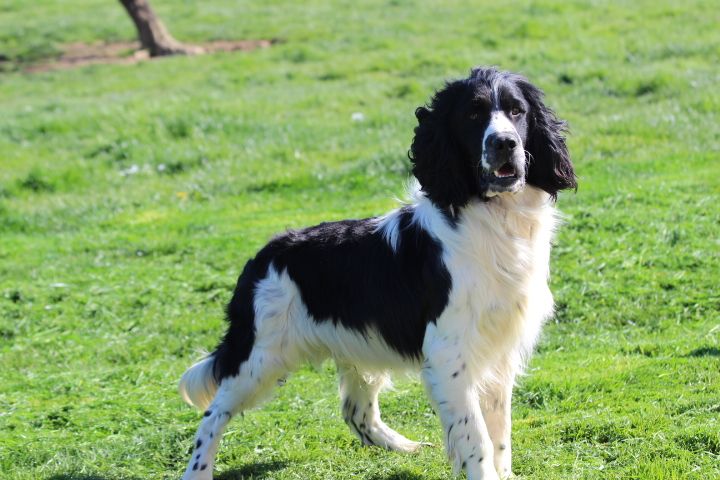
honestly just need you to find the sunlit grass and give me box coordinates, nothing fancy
[0,1,718,479]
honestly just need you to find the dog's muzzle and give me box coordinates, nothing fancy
[483,132,525,192]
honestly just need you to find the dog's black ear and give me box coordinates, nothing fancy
[415,106,431,122]
[409,82,474,211]
[519,80,577,199]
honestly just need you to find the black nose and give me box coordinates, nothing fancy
[488,133,517,151]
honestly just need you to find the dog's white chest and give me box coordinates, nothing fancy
[432,189,557,368]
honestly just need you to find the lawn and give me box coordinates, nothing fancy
[0,1,718,479]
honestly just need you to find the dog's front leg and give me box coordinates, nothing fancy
[422,324,499,480]
[479,367,514,479]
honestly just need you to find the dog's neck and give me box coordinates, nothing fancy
[451,187,555,239]
[401,183,556,247]
[486,186,553,212]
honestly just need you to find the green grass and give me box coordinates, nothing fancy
[1,1,719,479]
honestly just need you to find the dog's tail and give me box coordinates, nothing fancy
[178,356,218,411]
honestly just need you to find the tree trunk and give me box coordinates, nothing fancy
[118,0,203,56]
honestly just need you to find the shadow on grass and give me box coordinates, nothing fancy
[44,461,421,480]
[368,470,426,480]
[216,460,288,479]
[45,476,139,480]
[685,347,720,357]
[44,461,286,480]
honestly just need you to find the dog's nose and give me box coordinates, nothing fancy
[487,133,517,151]
[484,132,520,169]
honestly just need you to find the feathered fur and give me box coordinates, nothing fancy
[178,67,576,480]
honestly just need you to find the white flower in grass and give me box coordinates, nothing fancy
[121,164,140,176]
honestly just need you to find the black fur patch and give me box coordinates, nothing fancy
[212,211,451,380]
[212,258,263,381]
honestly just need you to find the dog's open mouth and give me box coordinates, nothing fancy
[493,163,517,178]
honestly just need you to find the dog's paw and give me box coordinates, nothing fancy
[181,466,213,480]
[396,439,434,453]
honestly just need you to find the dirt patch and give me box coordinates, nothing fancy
[19,39,276,73]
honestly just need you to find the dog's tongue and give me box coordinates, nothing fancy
[497,163,516,177]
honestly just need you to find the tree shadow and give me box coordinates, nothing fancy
[685,347,720,357]
[216,460,288,479]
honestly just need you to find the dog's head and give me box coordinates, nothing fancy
[410,67,576,211]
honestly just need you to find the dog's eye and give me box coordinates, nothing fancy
[510,107,523,117]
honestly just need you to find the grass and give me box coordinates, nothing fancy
[0,0,718,479]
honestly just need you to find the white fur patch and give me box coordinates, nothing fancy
[481,111,520,170]
[374,209,403,252]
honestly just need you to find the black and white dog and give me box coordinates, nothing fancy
[178,67,576,480]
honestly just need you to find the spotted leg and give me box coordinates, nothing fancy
[421,324,500,480]
[181,348,289,480]
[338,364,424,452]
[479,366,515,479]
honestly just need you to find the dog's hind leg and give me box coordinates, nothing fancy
[338,364,424,452]
[180,263,308,479]
[181,347,290,480]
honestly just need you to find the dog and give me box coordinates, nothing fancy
[178,66,576,480]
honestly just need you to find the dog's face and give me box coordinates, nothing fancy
[449,73,532,197]
[410,67,577,211]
